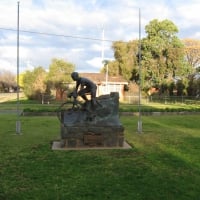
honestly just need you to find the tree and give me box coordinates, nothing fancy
[100,60,120,76]
[100,40,138,81]
[187,74,200,97]
[47,58,75,100]
[104,19,193,96]
[183,38,200,72]
[19,73,25,89]
[23,67,47,99]
[141,19,188,91]
[0,70,17,92]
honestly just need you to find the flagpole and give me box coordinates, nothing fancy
[138,8,142,133]
[16,1,21,134]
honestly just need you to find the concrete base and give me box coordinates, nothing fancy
[52,141,132,151]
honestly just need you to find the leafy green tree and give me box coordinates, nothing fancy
[176,80,186,96]
[141,19,187,91]
[168,81,175,96]
[100,60,120,76]
[187,75,200,97]
[101,40,138,81]
[102,19,193,96]
[47,58,75,100]
[23,67,47,99]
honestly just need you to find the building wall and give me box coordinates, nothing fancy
[97,83,125,101]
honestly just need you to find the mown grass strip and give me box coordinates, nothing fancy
[0,114,200,200]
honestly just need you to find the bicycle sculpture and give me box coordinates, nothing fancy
[56,72,124,148]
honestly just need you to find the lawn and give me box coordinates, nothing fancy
[0,114,199,200]
[1,100,200,113]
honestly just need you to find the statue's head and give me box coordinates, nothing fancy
[71,72,79,81]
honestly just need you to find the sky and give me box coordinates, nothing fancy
[0,0,200,74]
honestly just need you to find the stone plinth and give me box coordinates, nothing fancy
[58,92,125,148]
[60,124,124,148]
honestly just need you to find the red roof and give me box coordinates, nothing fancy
[80,73,128,84]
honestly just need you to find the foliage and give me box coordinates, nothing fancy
[19,73,25,88]
[100,19,194,96]
[47,58,75,100]
[23,67,47,100]
[113,40,138,81]
[187,74,200,97]
[183,38,200,70]
[22,58,75,100]
[176,79,186,96]
[101,40,138,81]
[0,70,17,92]
[100,60,120,76]
[0,114,199,200]
[141,19,187,90]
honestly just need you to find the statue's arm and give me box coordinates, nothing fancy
[74,80,80,95]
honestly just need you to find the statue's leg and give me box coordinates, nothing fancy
[82,95,88,101]
[78,89,89,101]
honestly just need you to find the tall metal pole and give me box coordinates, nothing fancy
[105,62,108,93]
[101,26,109,94]
[101,25,105,63]
[16,1,21,134]
[138,8,142,133]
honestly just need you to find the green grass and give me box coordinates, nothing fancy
[1,92,200,113]
[119,102,200,112]
[0,114,200,200]
[1,99,200,113]
[0,99,70,112]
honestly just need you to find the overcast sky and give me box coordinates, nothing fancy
[0,0,200,74]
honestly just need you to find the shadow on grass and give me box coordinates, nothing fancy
[1,142,199,200]
[0,115,200,199]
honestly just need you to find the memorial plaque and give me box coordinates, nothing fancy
[84,133,103,146]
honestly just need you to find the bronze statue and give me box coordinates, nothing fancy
[71,72,97,106]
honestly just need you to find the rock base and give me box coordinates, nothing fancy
[60,124,124,148]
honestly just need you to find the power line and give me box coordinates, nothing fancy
[0,27,114,43]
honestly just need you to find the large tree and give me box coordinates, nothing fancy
[141,19,187,90]
[0,70,17,92]
[23,67,47,99]
[100,60,120,76]
[47,58,75,100]
[183,38,200,72]
[101,19,193,95]
[101,40,138,81]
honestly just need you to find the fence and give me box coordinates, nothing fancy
[124,95,200,105]
[149,96,200,104]
[1,92,200,105]
[124,95,142,104]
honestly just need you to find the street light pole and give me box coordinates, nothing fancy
[16,1,21,134]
